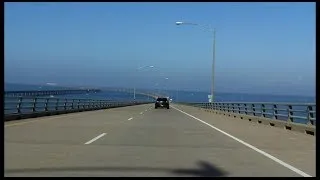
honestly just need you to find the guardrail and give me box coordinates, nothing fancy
[178,102,316,136]
[4,97,153,121]
[179,102,316,125]
[5,89,101,97]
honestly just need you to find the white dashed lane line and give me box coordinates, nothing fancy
[84,133,107,145]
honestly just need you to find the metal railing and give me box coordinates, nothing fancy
[4,97,153,121]
[179,102,316,126]
[5,89,101,97]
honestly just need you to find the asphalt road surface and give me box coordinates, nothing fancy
[5,104,316,177]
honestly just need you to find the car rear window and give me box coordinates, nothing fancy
[157,98,167,101]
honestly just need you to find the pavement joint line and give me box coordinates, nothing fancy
[128,117,133,121]
[171,105,312,177]
[84,133,107,145]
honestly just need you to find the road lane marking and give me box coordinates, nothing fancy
[128,117,133,121]
[171,106,312,177]
[84,133,107,145]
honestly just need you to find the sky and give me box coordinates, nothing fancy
[4,2,316,96]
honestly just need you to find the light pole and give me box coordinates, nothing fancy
[154,77,169,97]
[164,77,169,97]
[175,21,216,103]
[134,65,154,101]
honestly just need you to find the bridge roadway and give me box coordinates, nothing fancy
[5,104,315,177]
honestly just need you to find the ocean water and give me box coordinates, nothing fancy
[5,83,315,103]
[5,83,316,124]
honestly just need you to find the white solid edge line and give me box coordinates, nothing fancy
[171,106,312,177]
[84,133,107,145]
[128,117,133,121]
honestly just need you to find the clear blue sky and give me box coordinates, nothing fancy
[4,2,315,96]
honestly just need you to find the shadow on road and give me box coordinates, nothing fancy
[5,160,227,177]
[171,160,227,177]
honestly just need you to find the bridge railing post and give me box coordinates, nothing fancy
[17,97,22,114]
[86,100,89,109]
[71,99,75,110]
[244,104,247,115]
[261,104,266,118]
[232,103,235,113]
[82,99,85,109]
[76,99,79,110]
[91,100,94,109]
[238,103,241,114]
[55,99,59,111]
[273,104,278,119]
[64,99,67,110]
[252,104,256,116]
[32,98,37,112]
[307,105,314,125]
[287,105,293,122]
[44,98,49,111]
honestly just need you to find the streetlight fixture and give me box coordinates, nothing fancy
[134,65,154,101]
[175,21,216,103]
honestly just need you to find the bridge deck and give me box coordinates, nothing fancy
[5,104,315,177]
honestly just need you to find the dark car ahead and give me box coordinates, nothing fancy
[155,97,169,109]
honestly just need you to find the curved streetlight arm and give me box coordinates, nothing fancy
[175,21,215,32]
[137,65,154,70]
